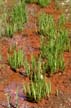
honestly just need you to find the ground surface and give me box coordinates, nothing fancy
[0,0,71,108]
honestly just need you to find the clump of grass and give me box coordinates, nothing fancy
[23,56,31,76]
[25,0,38,3]
[23,79,51,102]
[30,56,43,82]
[8,53,52,102]
[25,0,51,7]
[0,0,27,37]
[38,13,55,36]
[23,55,51,102]
[39,12,70,75]
[11,0,27,33]
[23,55,44,80]
[8,48,24,71]
[47,39,65,74]
[0,0,8,37]
[38,0,51,7]
[58,14,66,28]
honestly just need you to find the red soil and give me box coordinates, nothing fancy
[0,0,71,108]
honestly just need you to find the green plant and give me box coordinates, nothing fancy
[30,56,44,82]
[40,13,70,75]
[23,55,51,102]
[41,33,66,74]
[8,48,24,70]
[58,28,70,51]
[0,0,14,37]
[0,0,8,37]
[23,79,51,102]
[11,0,27,32]
[47,39,65,74]
[40,36,48,59]
[5,23,14,37]
[25,0,51,7]
[25,0,38,3]
[0,0,27,37]
[58,14,66,28]
[23,57,31,76]
[38,13,55,36]
[23,55,44,81]
[38,0,51,7]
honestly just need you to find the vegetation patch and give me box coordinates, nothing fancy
[8,48,24,71]
[0,0,27,37]
[25,0,51,7]
[23,78,51,102]
[39,13,70,75]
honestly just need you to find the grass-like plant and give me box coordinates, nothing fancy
[23,79,51,102]
[58,14,66,28]
[40,12,70,75]
[47,39,65,74]
[11,0,27,32]
[57,28,70,51]
[42,28,70,74]
[38,0,51,7]
[8,48,24,71]
[38,13,55,36]
[25,0,38,3]
[23,55,44,81]
[30,56,43,82]
[0,0,27,37]
[0,0,8,37]
[40,36,48,59]
[25,0,51,7]
[23,57,31,76]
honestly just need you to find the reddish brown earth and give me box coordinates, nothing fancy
[0,1,71,108]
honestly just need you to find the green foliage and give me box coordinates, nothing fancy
[38,0,51,7]
[25,0,51,7]
[30,56,43,82]
[58,14,66,28]
[23,55,44,81]
[40,12,70,75]
[47,39,65,74]
[57,28,70,51]
[38,13,55,36]
[0,0,27,37]
[23,57,31,76]
[40,36,48,59]
[23,55,51,102]
[23,79,51,102]
[0,0,8,37]
[25,0,38,3]
[8,48,24,70]
[11,0,27,32]
[5,23,14,37]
